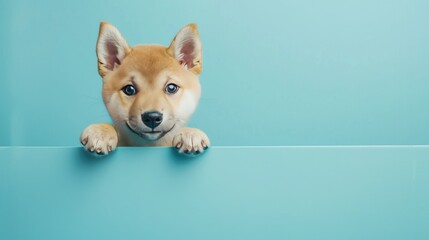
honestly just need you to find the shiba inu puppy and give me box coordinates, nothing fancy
[80,22,210,155]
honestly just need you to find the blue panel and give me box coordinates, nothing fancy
[1,0,429,146]
[1,147,428,239]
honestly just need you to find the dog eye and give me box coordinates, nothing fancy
[122,85,137,96]
[165,83,179,94]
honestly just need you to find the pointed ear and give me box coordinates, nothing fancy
[167,23,202,75]
[96,22,130,77]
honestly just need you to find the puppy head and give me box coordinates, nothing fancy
[96,22,202,142]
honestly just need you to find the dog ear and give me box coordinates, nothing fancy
[167,23,202,75]
[96,22,130,77]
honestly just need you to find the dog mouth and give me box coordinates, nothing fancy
[126,122,175,141]
[143,130,162,134]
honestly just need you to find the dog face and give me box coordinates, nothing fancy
[96,22,202,143]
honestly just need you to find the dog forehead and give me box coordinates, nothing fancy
[124,45,178,81]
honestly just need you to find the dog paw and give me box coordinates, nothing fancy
[172,128,210,155]
[80,123,118,155]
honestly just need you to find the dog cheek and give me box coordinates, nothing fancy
[106,93,129,122]
[175,91,197,121]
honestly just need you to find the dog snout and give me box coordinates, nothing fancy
[142,111,163,129]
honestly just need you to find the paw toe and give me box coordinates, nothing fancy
[173,129,210,155]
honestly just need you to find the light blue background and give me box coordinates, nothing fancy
[1,0,428,146]
[1,146,429,239]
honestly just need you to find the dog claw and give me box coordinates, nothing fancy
[81,137,88,145]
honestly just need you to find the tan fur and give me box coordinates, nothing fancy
[80,22,210,155]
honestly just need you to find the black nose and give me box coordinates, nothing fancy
[142,111,163,129]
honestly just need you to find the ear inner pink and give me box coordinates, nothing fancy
[105,42,121,70]
[180,40,195,68]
